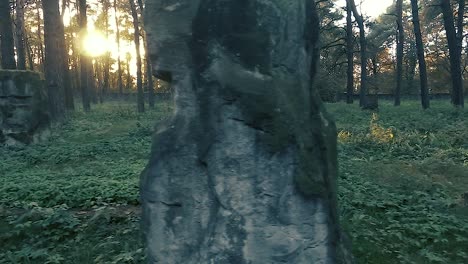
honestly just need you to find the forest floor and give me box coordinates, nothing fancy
[0,100,467,263]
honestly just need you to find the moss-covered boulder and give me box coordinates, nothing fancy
[0,70,49,146]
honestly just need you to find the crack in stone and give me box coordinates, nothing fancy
[160,201,183,207]
[229,117,271,134]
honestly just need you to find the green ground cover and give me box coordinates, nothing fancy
[0,100,467,263]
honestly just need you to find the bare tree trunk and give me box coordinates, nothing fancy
[88,60,97,103]
[146,42,155,108]
[129,0,144,112]
[58,0,74,110]
[411,0,430,109]
[0,0,17,69]
[137,0,155,108]
[102,0,110,100]
[95,60,103,103]
[405,41,417,95]
[103,55,110,98]
[25,33,35,70]
[114,0,123,96]
[346,0,354,104]
[70,35,80,96]
[15,0,27,70]
[440,0,464,107]
[126,54,131,91]
[36,1,45,71]
[42,0,65,119]
[78,0,90,111]
[455,0,465,106]
[348,0,367,107]
[395,0,404,106]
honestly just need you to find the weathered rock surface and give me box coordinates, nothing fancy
[141,1,350,263]
[0,70,49,146]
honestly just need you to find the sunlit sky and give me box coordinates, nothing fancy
[61,1,143,76]
[336,0,394,18]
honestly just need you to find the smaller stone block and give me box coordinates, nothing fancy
[0,70,49,146]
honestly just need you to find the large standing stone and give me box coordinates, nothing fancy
[141,1,351,263]
[0,70,49,146]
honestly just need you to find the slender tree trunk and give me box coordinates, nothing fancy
[114,0,123,96]
[78,0,90,111]
[146,41,155,108]
[25,33,35,70]
[103,54,110,98]
[395,0,404,106]
[405,41,417,95]
[137,0,155,108]
[42,0,65,119]
[95,60,103,103]
[74,60,80,96]
[349,0,367,107]
[126,54,131,91]
[455,0,465,106]
[0,0,17,69]
[371,57,378,77]
[411,0,430,109]
[102,0,110,100]
[58,0,74,110]
[36,1,45,71]
[346,0,354,104]
[130,0,144,112]
[70,36,80,96]
[456,0,465,57]
[440,0,464,107]
[88,60,97,103]
[15,0,26,70]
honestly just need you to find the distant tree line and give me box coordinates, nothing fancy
[318,0,466,108]
[1,0,466,115]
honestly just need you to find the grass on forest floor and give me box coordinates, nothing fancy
[0,100,467,263]
[329,101,468,264]
[0,101,171,264]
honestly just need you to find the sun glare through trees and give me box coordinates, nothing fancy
[82,30,109,57]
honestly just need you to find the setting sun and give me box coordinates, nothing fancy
[82,31,109,57]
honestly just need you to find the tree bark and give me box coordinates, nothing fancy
[114,0,123,96]
[405,41,417,95]
[125,53,131,91]
[411,0,430,109]
[137,0,155,108]
[144,34,155,108]
[25,32,35,70]
[346,0,354,104]
[42,0,66,119]
[455,0,465,106]
[395,0,404,106]
[15,0,26,70]
[141,0,352,263]
[36,1,45,71]
[95,60,103,103]
[440,0,464,107]
[348,0,367,107]
[129,0,144,113]
[88,59,97,103]
[102,0,110,100]
[0,0,17,69]
[78,0,90,111]
[58,0,74,110]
